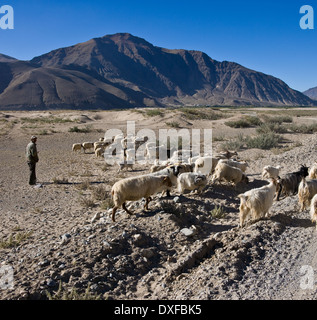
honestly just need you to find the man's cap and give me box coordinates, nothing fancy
[31,136,37,140]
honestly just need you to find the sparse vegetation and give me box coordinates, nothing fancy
[221,132,281,150]
[210,205,227,219]
[225,116,263,128]
[77,180,91,191]
[92,185,107,201]
[245,133,281,150]
[287,123,317,134]
[256,123,289,134]
[220,133,246,151]
[180,107,226,121]
[145,109,164,117]
[20,116,73,124]
[46,281,101,300]
[68,125,92,133]
[53,177,69,184]
[0,231,33,249]
[80,197,95,209]
[100,197,114,210]
[261,115,293,124]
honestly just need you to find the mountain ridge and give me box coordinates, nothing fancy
[0,33,314,110]
[303,86,317,100]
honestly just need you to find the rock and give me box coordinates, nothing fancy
[46,278,56,287]
[180,226,198,237]
[173,197,180,203]
[60,233,71,245]
[102,240,112,248]
[38,260,50,267]
[122,231,128,238]
[87,234,96,241]
[91,212,102,223]
[180,228,193,236]
[132,233,148,247]
[140,248,156,259]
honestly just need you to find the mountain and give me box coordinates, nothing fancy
[0,33,314,110]
[0,54,17,62]
[303,87,317,100]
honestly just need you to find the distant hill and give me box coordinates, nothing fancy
[0,33,314,110]
[303,87,317,100]
[0,54,17,62]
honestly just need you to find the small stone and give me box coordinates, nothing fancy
[180,226,197,237]
[60,233,71,245]
[91,212,101,223]
[173,196,180,203]
[140,248,156,259]
[122,231,128,238]
[180,228,194,237]
[46,278,56,287]
[87,234,95,241]
[38,259,50,267]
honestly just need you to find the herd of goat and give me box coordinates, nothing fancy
[72,136,317,229]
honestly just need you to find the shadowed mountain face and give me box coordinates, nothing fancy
[0,54,17,63]
[0,33,314,110]
[303,87,317,100]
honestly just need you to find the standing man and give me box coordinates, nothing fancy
[26,136,39,185]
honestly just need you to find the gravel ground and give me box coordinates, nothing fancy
[0,109,316,300]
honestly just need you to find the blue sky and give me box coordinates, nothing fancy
[0,0,316,92]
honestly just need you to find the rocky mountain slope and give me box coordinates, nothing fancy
[303,87,317,100]
[0,33,314,110]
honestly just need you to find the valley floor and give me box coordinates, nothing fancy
[0,108,317,300]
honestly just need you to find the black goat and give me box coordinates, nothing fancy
[276,165,309,201]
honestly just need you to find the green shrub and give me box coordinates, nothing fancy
[256,123,289,134]
[220,133,246,151]
[145,109,164,117]
[47,281,101,300]
[180,108,226,121]
[0,231,33,249]
[166,121,180,128]
[287,123,317,134]
[245,133,281,150]
[262,115,293,124]
[68,125,92,133]
[210,206,227,219]
[225,116,262,128]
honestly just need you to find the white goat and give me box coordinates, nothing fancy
[95,147,105,158]
[298,178,317,211]
[309,162,317,179]
[194,156,219,175]
[212,162,249,186]
[238,179,278,227]
[262,165,281,180]
[82,142,94,153]
[310,194,317,230]
[219,159,248,172]
[72,143,82,152]
[150,164,169,173]
[177,172,207,194]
